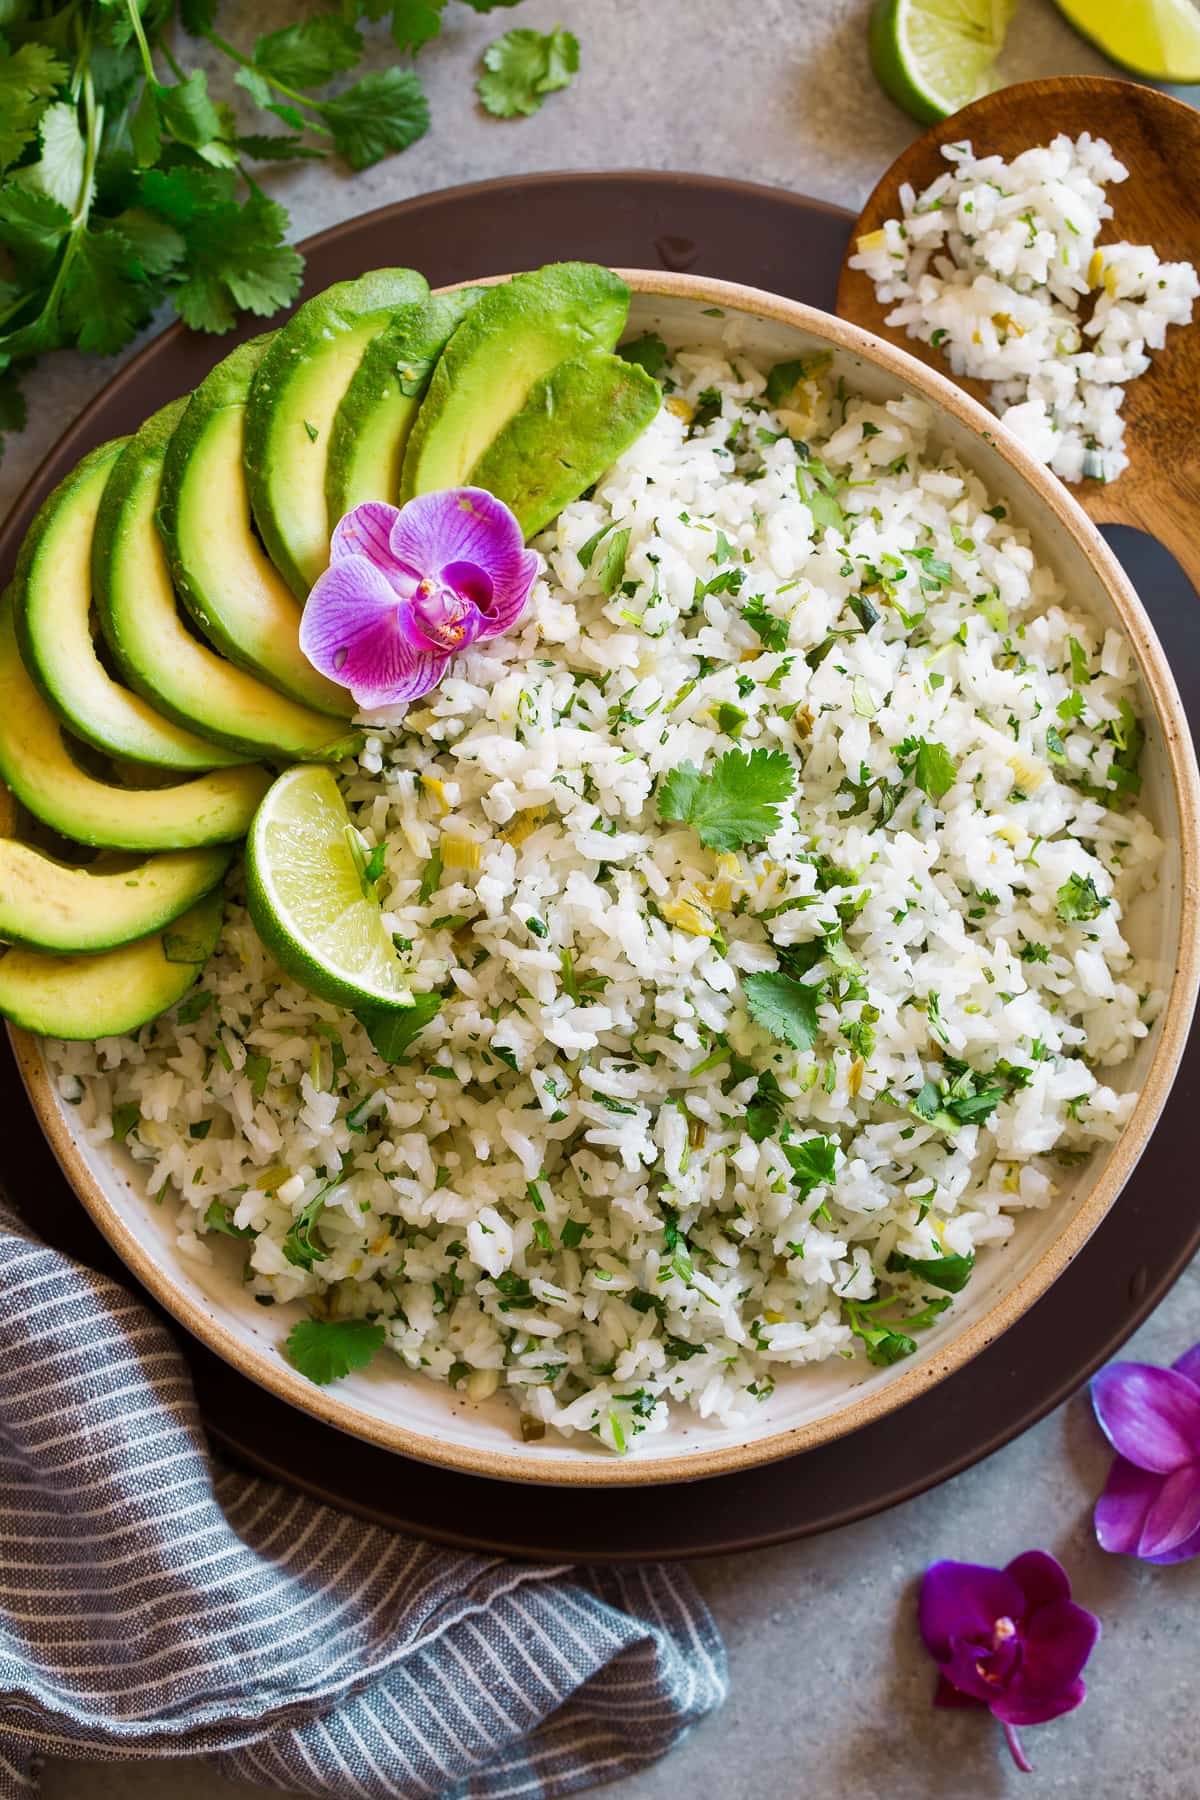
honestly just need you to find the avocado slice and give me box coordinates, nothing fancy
[0,838,231,953]
[0,888,224,1039]
[400,264,632,503]
[0,593,271,851]
[93,405,362,766]
[324,287,483,524]
[158,339,352,718]
[11,441,244,773]
[244,268,429,597]
[470,352,661,540]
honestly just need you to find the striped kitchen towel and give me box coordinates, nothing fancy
[0,1198,727,1798]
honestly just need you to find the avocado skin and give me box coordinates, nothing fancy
[93,406,361,766]
[325,286,483,524]
[470,353,661,540]
[10,440,244,773]
[156,337,353,719]
[244,268,430,598]
[400,264,633,504]
[0,840,232,953]
[0,888,225,1039]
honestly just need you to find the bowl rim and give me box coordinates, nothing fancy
[9,266,1200,1487]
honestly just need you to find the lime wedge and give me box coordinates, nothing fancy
[1052,0,1200,80]
[246,766,412,1012]
[869,0,1017,124]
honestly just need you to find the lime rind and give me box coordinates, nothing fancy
[1052,0,1200,82]
[246,766,412,1012]
[870,0,1017,124]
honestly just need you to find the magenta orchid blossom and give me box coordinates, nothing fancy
[300,489,539,711]
[1093,1343,1200,1564]
[919,1552,1099,1774]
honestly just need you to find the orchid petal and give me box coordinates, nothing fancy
[1140,1517,1200,1565]
[1172,1342,1200,1390]
[990,1678,1086,1728]
[1017,1600,1100,1701]
[933,1673,985,1710]
[388,488,537,636]
[1095,1455,1161,1555]
[1004,1549,1071,1615]
[298,556,446,710]
[918,1562,1025,1660]
[1091,1363,1200,1472]
[1137,1462,1200,1559]
[331,502,405,577]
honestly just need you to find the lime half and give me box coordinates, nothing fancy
[1052,0,1200,81]
[870,0,1018,124]
[246,766,412,1012]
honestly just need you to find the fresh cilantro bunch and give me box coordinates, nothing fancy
[0,0,579,463]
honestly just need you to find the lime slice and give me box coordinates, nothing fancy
[869,0,1018,124]
[1052,0,1200,80]
[246,766,412,1012]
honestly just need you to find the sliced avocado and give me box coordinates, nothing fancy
[325,287,483,525]
[0,888,224,1039]
[0,593,271,851]
[94,405,362,766]
[470,352,661,540]
[158,338,353,718]
[11,441,244,772]
[400,264,632,503]
[0,839,231,952]
[245,268,429,596]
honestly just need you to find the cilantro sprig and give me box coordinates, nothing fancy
[286,1316,386,1385]
[657,747,795,851]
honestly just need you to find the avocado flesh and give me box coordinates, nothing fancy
[245,268,430,597]
[0,594,271,851]
[0,839,231,953]
[470,352,661,540]
[158,339,352,718]
[11,441,244,773]
[324,287,483,524]
[93,405,362,766]
[400,264,632,503]
[0,888,224,1039]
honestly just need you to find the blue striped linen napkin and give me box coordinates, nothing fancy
[0,1198,727,1799]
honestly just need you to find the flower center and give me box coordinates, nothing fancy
[974,1616,1020,1686]
[411,576,480,652]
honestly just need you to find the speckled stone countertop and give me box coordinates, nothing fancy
[12,2,1199,1794]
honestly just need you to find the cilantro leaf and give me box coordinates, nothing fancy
[477,26,580,119]
[783,1134,837,1197]
[886,1249,976,1292]
[741,593,790,652]
[390,0,448,52]
[898,736,957,803]
[253,17,364,89]
[1056,872,1108,923]
[621,332,668,377]
[354,992,442,1062]
[0,184,71,283]
[143,171,304,332]
[282,1179,337,1270]
[286,1316,386,1385]
[155,72,226,156]
[25,101,89,212]
[595,526,631,597]
[60,227,153,355]
[0,44,69,173]
[318,68,430,170]
[743,970,821,1050]
[657,747,795,851]
[745,1070,786,1143]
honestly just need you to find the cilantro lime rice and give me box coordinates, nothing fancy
[50,342,1161,1454]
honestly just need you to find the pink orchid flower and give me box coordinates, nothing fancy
[1093,1343,1200,1564]
[300,490,538,712]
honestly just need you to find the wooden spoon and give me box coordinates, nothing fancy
[836,76,1200,593]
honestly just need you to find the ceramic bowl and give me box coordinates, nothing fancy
[12,271,1200,1485]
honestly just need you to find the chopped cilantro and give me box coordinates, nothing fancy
[621,332,668,378]
[745,1070,787,1142]
[741,594,790,653]
[897,736,957,803]
[354,993,442,1062]
[886,1249,976,1292]
[783,1134,837,1197]
[1056,873,1108,923]
[744,970,821,1050]
[596,527,632,598]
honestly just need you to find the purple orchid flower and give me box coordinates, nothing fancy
[300,490,539,711]
[919,1552,1100,1773]
[1093,1343,1200,1564]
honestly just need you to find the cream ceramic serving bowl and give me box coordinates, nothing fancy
[12,272,1200,1486]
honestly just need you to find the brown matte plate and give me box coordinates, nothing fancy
[2,171,1198,1560]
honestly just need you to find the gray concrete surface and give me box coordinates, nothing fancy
[11,0,1200,1794]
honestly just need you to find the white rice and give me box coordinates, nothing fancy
[50,344,1162,1454]
[849,133,1199,484]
